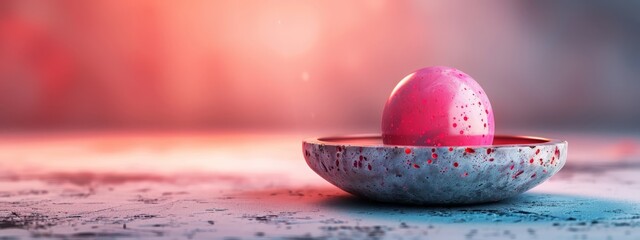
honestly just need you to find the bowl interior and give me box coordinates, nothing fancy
[316,135,554,147]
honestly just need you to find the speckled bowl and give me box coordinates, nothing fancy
[303,135,567,205]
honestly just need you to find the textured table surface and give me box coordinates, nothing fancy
[0,131,639,239]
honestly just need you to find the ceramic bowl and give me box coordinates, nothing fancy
[303,135,567,205]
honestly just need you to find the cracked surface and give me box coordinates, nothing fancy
[0,131,638,239]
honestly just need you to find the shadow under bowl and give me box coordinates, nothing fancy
[302,135,567,205]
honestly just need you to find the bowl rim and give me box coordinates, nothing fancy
[304,134,566,148]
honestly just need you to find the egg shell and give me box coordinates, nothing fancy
[382,66,494,146]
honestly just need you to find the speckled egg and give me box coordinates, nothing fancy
[382,66,494,146]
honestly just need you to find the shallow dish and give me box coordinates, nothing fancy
[303,135,567,205]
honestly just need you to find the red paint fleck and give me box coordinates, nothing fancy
[529,158,534,163]
[453,123,457,128]
[353,161,358,167]
[513,170,524,178]
[337,146,342,152]
[459,130,464,135]
[427,159,432,164]
[531,173,537,178]
[485,109,489,114]
[335,159,340,167]
[463,172,469,177]
[453,162,459,167]
[484,123,487,128]
[448,147,454,151]
[463,116,468,121]
[489,158,494,162]
[431,148,436,153]
[359,155,364,161]
[405,148,411,154]
[413,164,420,169]
[486,148,492,154]
[465,148,475,153]
[432,153,438,159]
[368,164,372,170]
[358,161,363,168]
[535,149,540,155]
[510,164,514,170]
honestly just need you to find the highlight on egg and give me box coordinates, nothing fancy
[381,66,495,146]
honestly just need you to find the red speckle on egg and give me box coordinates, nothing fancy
[535,149,540,155]
[453,123,457,128]
[510,165,515,170]
[463,116,468,121]
[405,148,411,154]
[432,153,438,159]
[427,159,432,164]
[489,158,494,161]
[368,164,372,170]
[486,148,492,154]
[448,147,454,151]
[413,164,420,169]
[529,158,534,163]
[335,159,340,167]
[453,162,459,167]
[465,148,475,153]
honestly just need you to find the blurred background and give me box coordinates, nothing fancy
[0,0,639,133]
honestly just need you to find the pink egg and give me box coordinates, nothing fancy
[382,66,494,146]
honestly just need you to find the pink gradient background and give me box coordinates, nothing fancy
[0,1,639,133]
